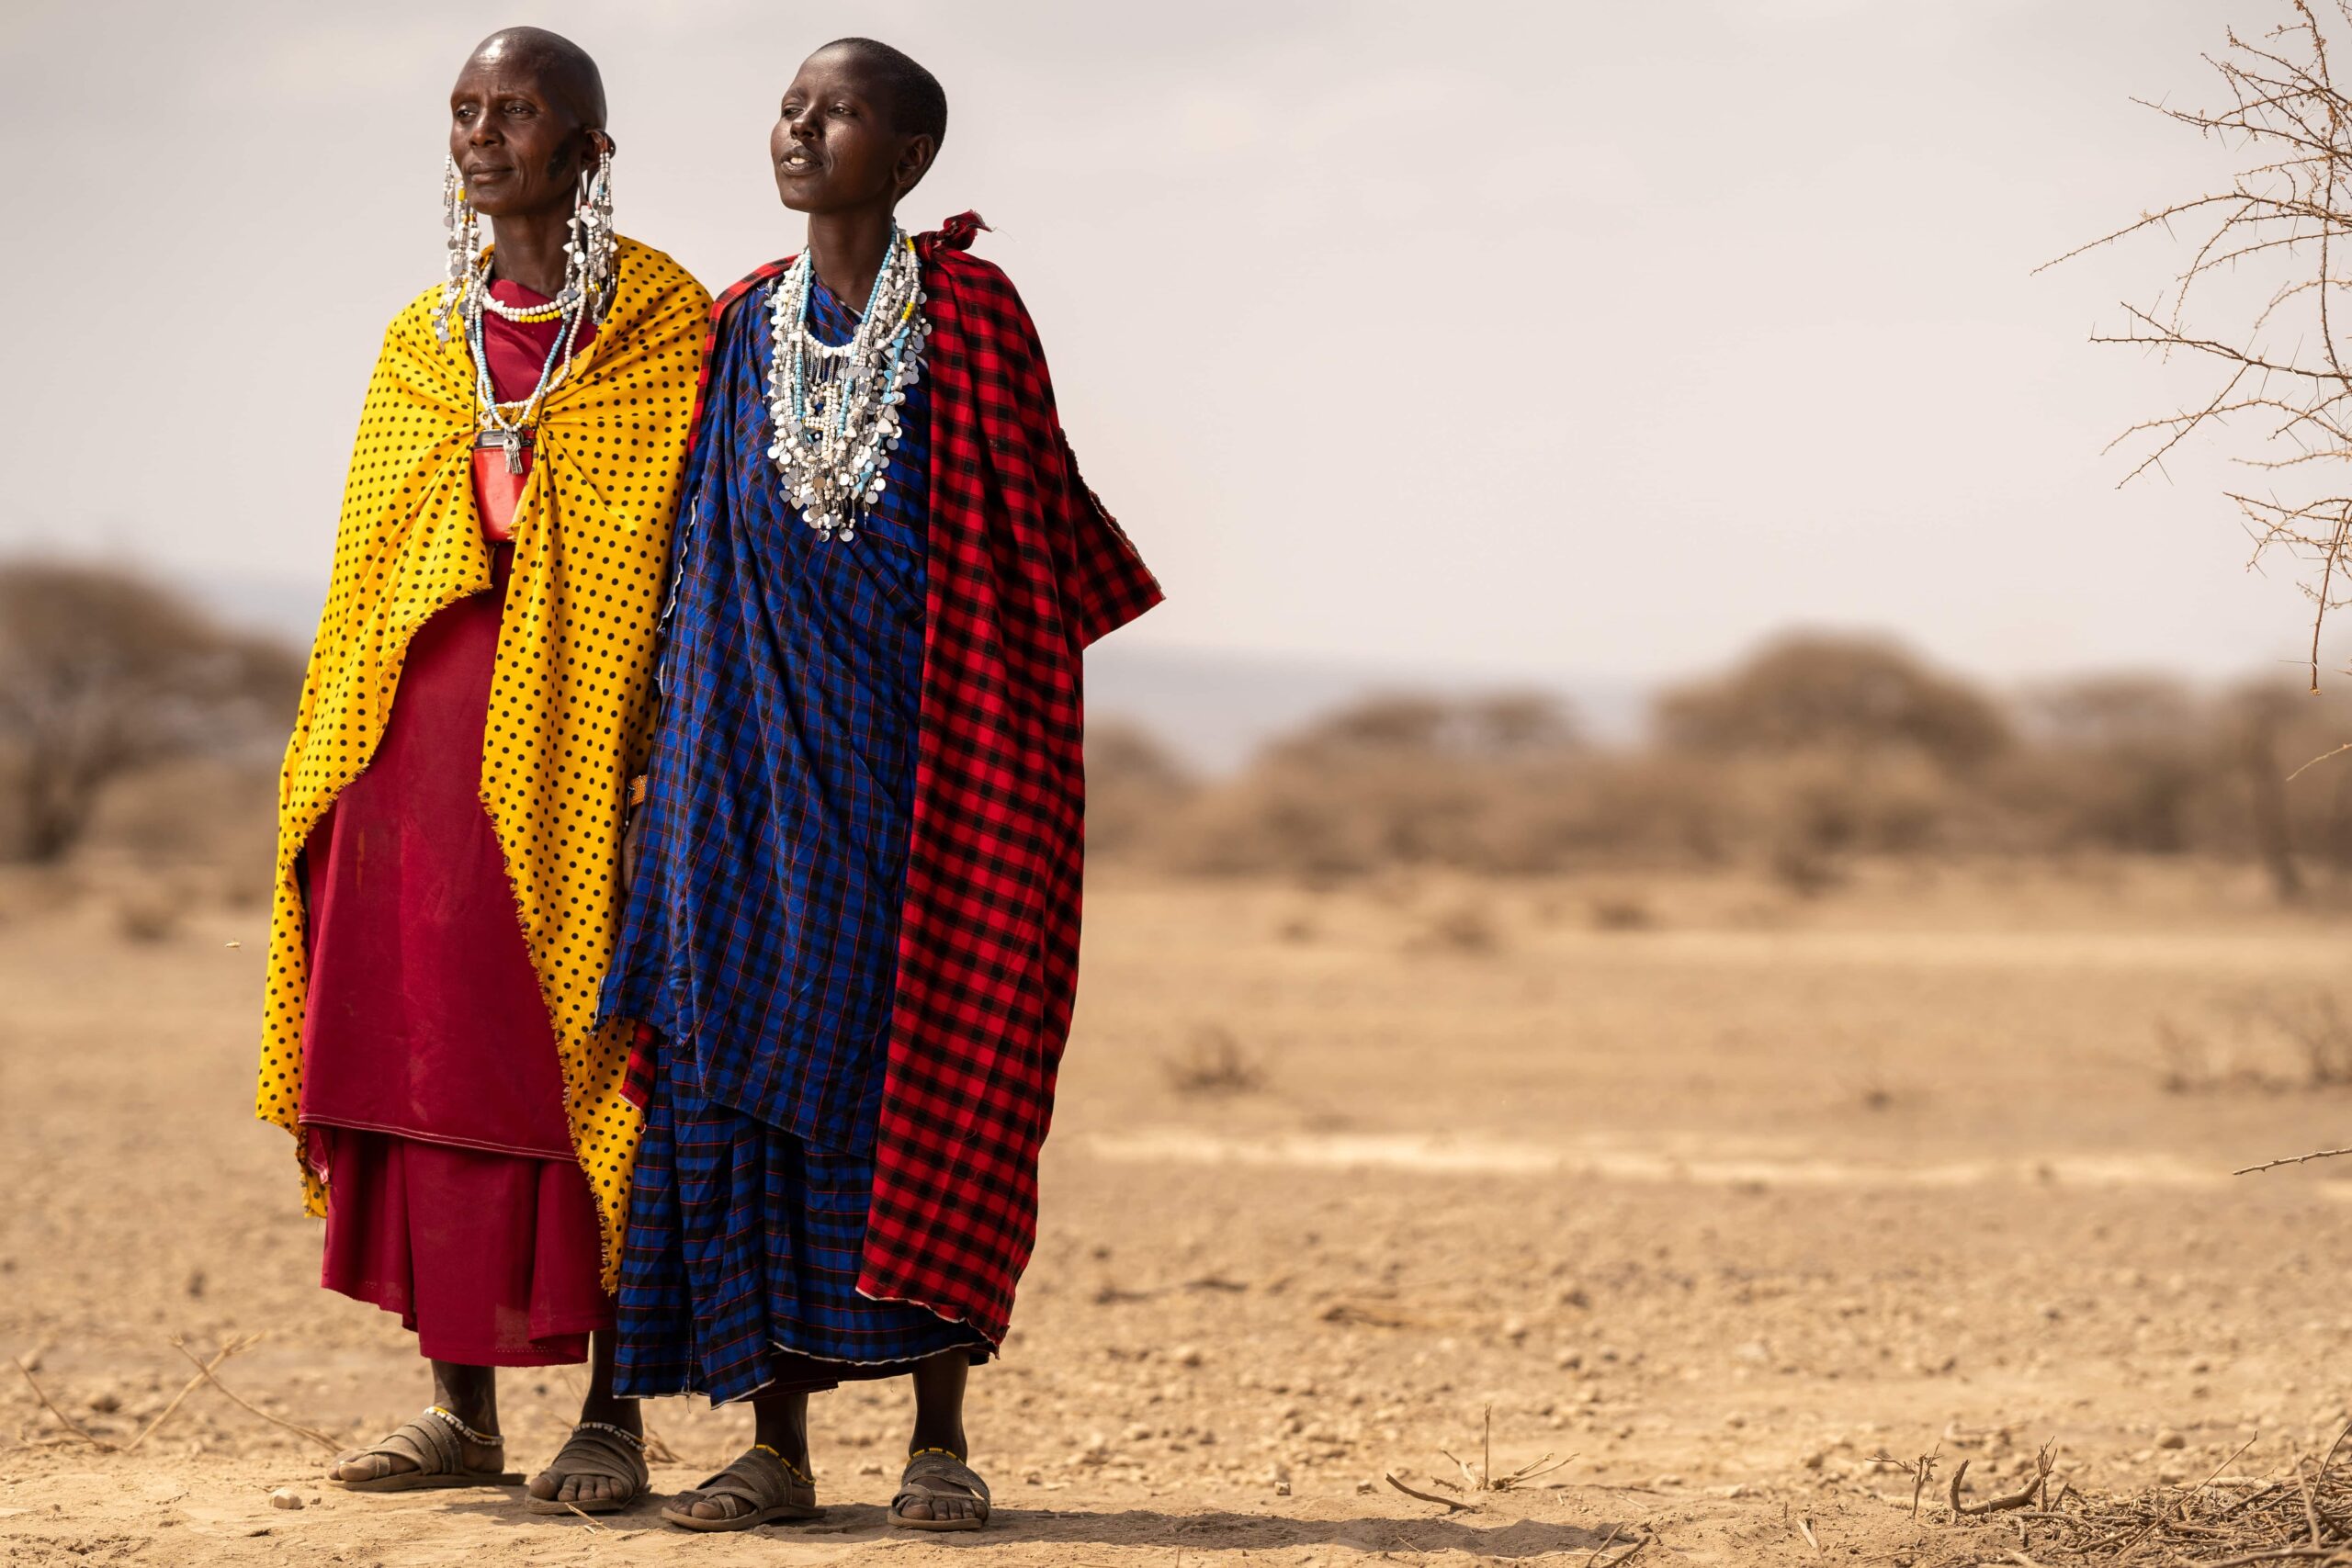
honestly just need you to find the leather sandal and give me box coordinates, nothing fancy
[526,1420,650,1514]
[660,1444,820,1531]
[328,1406,523,1493]
[890,1448,990,1531]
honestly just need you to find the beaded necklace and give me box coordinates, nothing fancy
[763,227,929,543]
[459,256,590,473]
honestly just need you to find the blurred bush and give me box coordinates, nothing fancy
[0,559,300,864]
[13,561,2352,902]
[1657,633,2010,770]
[1091,633,2352,897]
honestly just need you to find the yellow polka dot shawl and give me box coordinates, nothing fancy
[256,238,710,1288]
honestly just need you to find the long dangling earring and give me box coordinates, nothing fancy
[437,155,481,344]
[563,143,617,321]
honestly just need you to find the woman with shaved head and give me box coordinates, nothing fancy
[601,36,1160,1532]
[255,26,707,1515]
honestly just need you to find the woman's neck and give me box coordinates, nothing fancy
[487,209,571,298]
[804,208,899,307]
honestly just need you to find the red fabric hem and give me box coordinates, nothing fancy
[304,1115,573,1162]
[320,1130,612,1367]
[322,1278,605,1368]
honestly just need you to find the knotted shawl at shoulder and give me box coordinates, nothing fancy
[257,237,710,1286]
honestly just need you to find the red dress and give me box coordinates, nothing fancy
[300,280,608,1367]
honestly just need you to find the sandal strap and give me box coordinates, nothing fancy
[694,1445,811,1509]
[344,1413,464,1476]
[749,1442,813,1486]
[898,1450,990,1508]
[574,1419,645,1451]
[542,1423,650,1489]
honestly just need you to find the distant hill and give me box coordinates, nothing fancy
[187,571,1651,774]
[1083,644,1650,773]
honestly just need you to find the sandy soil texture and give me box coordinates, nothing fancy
[7,862,2352,1566]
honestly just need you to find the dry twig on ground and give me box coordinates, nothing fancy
[166,1335,341,1452]
[1903,1425,2352,1565]
[14,1358,112,1450]
[1384,1472,1473,1512]
[13,1337,255,1454]
[120,1337,248,1454]
[1951,1442,2060,1517]
[1440,1406,1572,1493]
[1589,1524,1653,1567]
[2236,1145,2352,1175]
[1865,1445,1941,1520]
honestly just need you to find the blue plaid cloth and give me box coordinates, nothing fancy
[613,1032,988,1403]
[603,273,928,1154]
[605,274,986,1400]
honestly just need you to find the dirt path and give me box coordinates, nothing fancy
[7,864,2352,1565]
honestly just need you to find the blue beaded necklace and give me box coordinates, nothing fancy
[765,226,929,542]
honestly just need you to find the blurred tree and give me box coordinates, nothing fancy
[1272,690,1582,767]
[1656,633,2009,769]
[2012,675,2211,854]
[2027,674,2203,751]
[2233,681,2310,902]
[0,560,302,863]
[2058,4,2352,689]
[1155,691,1588,878]
[1084,718,1196,860]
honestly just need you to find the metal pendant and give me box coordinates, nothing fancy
[475,428,532,473]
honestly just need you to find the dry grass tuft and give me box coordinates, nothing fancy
[1160,1023,1268,1097]
[1410,902,1502,955]
[1588,891,1653,931]
[113,883,185,944]
[2155,990,2352,1095]
[1769,840,1843,899]
[1888,1426,2352,1564]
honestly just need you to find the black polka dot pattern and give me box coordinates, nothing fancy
[257,238,712,1287]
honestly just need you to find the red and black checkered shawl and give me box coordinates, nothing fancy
[683,212,1163,1342]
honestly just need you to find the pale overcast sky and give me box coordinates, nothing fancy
[0,0,2325,692]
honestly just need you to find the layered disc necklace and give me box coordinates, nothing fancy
[764,226,929,543]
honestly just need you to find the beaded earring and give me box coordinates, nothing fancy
[564,144,617,322]
[436,156,481,344]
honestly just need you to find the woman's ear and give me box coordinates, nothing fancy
[896,133,938,197]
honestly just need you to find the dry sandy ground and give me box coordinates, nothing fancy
[8,860,2352,1566]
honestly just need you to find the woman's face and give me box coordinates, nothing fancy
[448,46,600,221]
[769,47,932,216]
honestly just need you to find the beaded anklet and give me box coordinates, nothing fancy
[575,1419,645,1450]
[423,1404,501,1447]
[750,1442,814,1485]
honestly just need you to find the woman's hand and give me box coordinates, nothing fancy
[620,807,645,889]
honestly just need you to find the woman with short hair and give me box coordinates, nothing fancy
[255,25,708,1517]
